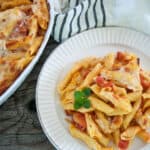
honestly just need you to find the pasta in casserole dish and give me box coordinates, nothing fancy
[0,0,49,95]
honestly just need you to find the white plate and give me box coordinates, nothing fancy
[0,0,54,105]
[36,27,150,150]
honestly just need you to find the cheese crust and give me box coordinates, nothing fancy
[0,0,49,94]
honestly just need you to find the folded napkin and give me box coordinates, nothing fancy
[52,0,150,42]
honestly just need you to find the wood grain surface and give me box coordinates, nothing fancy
[0,38,58,150]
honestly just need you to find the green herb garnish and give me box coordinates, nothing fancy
[74,91,86,101]
[82,87,91,96]
[83,99,91,108]
[74,87,91,110]
[74,102,82,110]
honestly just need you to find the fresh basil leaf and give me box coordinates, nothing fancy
[83,99,91,108]
[74,91,86,101]
[75,98,84,105]
[82,88,91,97]
[74,91,82,101]
[74,101,82,110]
[74,90,91,110]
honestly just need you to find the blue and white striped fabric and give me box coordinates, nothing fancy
[52,0,150,42]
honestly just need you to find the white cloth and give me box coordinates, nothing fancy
[52,0,150,42]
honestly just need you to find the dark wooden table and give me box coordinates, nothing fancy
[0,38,58,150]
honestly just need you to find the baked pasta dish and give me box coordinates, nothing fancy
[0,0,49,95]
[58,51,150,150]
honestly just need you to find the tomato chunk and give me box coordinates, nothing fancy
[118,140,129,150]
[96,76,104,84]
[81,69,90,79]
[103,81,113,87]
[96,76,113,88]
[116,51,125,61]
[65,110,74,116]
[72,112,87,131]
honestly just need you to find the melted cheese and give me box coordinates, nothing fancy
[0,8,25,37]
[0,0,49,95]
[101,67,142,91]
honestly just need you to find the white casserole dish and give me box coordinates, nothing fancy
[0,0,54,105]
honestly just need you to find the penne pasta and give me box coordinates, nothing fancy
[70,124,114,150]
[121,126,141,141]
[135,108,150,130]
[28,16,38,39]
[99,90,132,113]
[58,57,97,93]
[95,111,112,134]
[91,84,108,102]
[58,52,150,149]
[85,113,110,146]
[112,129,120,145]
[28,36,43,55]
[142,93,150,100]
[0,0,32,11]
[127,91,141,102]
[32,0,49,29]
[16,55,33,70]
[143,99,150,111]
[107,108,130,116]
[123,97,141,129]
[103,53,115,69]
[6,36,31,51]
[80,63,102,87]
[110,116,123,131]
[89,96,114,114]
[69,124,102,150]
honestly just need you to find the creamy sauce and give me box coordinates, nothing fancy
[0,8,26,38]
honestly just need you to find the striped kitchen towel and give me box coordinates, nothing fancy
[52,0,150,42]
